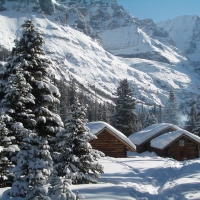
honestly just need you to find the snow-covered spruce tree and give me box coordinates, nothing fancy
[58,79,69,121]
[0,113,16,187]
[48,170,76,200]
[10,126,53,199]
[112,79,137,137]
[68,78,77,106]
[192,114,200,136]
[0,68,38,188]
[163,89,180,125]
[97,103,103,121]
[54,96,104,184]
[102,102,109,123]
[143,112,158,128]
[3,19,63,138]
[189,106,197,132]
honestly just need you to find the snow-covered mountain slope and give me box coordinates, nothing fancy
[0,0,200,109]
[121,58,200,107]
[0,11,199,108]
[157,15,200,69]
[52,0,186,64]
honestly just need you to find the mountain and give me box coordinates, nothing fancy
[157,15,200,72]
[53,0,186,64]
[0,0,200,111]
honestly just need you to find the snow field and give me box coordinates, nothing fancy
[1,153,200,199]
[72,153,200,200]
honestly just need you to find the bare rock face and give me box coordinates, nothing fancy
[78,7,88,17]
[1,0,54,15]
[38,0,55,15]
[1,0,40,13]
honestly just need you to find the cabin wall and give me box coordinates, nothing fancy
[152,136,199,161]
[90,130,127,158]
[138,141,151,153]
[167,136,199,160]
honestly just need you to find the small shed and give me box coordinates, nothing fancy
[151,130,200,161]
[128,123,180,153]
[86,121,136,158]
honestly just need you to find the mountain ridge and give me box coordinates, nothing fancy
[56,0,185,64]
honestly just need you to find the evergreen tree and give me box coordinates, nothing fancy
[0,113,17,187]
[158,105,163,123]
[60,97,104,184]
[189,106,197,131]
[48,170,76,200]
[102,102,109,123]
[10,127,53,199]
[87,106,93,122]
[1,19,63,139]
[192,114,200,136]
[163,89,180,125]
[140,104,146,128]
[143,112,158,128]
[134,120,142,132]
[59,80,69,121]
[0,46,10,61]
[97,103,103,121]
[112,79,137,137]
[86,101,96,122]
[0,59,36,145]
[68,78,77,106]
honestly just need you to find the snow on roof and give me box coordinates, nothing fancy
[128,123,180,145]
[151,129,200,149]
[86,121,136,151]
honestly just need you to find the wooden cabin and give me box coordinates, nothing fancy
[128,123,180,153]
[86,121,136,158]
[150,130,200,161]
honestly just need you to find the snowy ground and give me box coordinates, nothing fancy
[1,152,200,200]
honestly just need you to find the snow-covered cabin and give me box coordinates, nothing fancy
[86,121,136,158]
[128,123,180,153]
[150,129,200,161]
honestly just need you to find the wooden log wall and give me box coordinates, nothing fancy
[151,135,199,161]
[167,136,199,160]
[90,129,128,158]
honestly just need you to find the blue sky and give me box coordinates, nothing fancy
[117,0,200,22]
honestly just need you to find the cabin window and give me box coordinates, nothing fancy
[180,151,184,157]
[179,140,184,146]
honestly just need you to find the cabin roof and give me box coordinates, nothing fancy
[86,121,136,151]
[128,123,180,145]
[150,129,200,150]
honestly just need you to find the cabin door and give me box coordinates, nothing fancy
[177,147,187,161]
